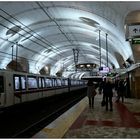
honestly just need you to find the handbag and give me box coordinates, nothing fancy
[101,100,106,106]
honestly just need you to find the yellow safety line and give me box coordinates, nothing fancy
[41,97,88,138]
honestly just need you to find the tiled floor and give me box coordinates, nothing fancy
[63,94,140,138]
[33,94,140,138]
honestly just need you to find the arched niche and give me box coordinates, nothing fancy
[39,64,51,76]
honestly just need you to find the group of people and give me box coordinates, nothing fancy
[87,78,127,111]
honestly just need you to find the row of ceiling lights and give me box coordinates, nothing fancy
[76,63,96,69]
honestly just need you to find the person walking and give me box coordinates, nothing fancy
[116,79,125,103]
[87,80,96,108]
[102,78,114,111]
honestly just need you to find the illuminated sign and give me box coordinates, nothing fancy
[99,67,110,73]
[132,39,140,44]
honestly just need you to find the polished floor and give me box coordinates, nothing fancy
[33,93,140,138]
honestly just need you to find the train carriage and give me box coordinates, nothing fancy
[0,70,87,109]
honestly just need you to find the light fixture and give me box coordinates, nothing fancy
[6,25,21,36]
[80,17,100,27]
[76,63,96,70]
[99,30,101,68]
[87,64,91,68]
[80,64,84,68]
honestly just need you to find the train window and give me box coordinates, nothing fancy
[61,79,64,86]
[62,79,65,86]
[14,76,20,90]
[21,76,26,89]
[65,79,68,86]
[77,80,79,85]
[42,78,45,88]
[14,75,26,91]
[75,80,77,85]
[45,78,52,88]
[21,76,26,90]
[0,76,4,93]
[71,80,74,86]
[56,78,62,86]
[52,78,56,87]
[38,77,45,88]
[62,79,68,86]
[38,77,42,88]
[28,77,38,89]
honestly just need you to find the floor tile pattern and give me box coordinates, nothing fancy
[64,94,140,138]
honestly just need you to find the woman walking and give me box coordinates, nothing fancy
[87,80,96,108]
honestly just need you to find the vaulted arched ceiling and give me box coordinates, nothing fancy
[0,1,139,78]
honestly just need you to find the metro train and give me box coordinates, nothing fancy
[0,70,87,109]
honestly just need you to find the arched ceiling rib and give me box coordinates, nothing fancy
[0,1,139,77]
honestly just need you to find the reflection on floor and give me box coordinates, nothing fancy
[33,94,140,138]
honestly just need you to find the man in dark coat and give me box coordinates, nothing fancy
[102,78,114,111]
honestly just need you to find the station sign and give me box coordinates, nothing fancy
[127,25,140,39]
[99,66,110,73]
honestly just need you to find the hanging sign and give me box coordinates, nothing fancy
[128,25,140,38]
[99,67,110,73]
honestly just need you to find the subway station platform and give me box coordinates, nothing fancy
[33,94,140,138]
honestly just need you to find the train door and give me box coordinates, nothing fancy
[5,72,14,107]
[0,76,5,107]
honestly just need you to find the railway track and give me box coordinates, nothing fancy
[0,88,86,138]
